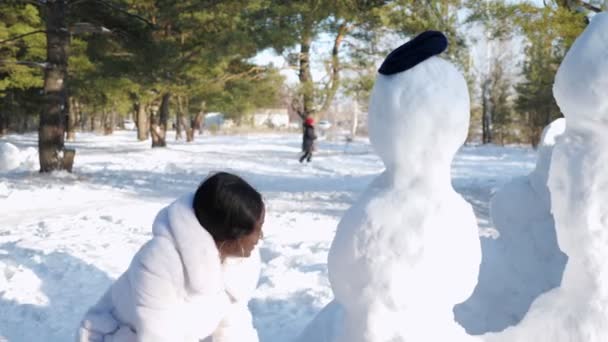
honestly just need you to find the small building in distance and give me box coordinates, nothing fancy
[204,112,225,129]
[252,108,290,128]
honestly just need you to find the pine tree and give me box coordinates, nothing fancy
[0,3,45,135]
[515,5,587,146]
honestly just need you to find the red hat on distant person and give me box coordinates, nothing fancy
[305,117,314,125]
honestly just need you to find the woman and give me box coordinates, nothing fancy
[78,172,265,342]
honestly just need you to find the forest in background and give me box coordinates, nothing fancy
[0,0,606,172]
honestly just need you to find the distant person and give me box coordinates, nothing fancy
[300,117,317,163]
[78,172,265,342]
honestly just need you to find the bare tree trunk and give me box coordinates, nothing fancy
[90,111,95,132]
[481,79,493,144]
[320,23,349,115]
[104,108,115,135]
[151,93,170,147]
[298,20,314,121]
[182,115,192,142]
[350,101,359,139]
[91,111,102,132]
[196,112,204,135]
[19,115,27,132]
[190,112,203,138]
[296,20,316,151]
[182,96,193,142]
[175,95,183,140]
[135,101,149,141]
[0,111,7,136]
[75,100,82,132]
[79,104,88,131]
[102,108,108,134]
[67,97,77,141]
[193,100,205,136]
[39,0,71,172]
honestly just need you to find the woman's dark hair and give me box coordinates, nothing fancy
[193,172,264,242]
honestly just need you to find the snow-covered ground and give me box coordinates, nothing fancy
[0,131,535,342]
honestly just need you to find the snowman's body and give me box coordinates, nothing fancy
[483,12,608,342]
[328,56,482,342]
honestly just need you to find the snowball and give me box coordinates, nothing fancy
[0,142,21,172]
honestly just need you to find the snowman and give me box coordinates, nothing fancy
[455,118,568,334]
[483,12,608,342]
[319,31,482,342]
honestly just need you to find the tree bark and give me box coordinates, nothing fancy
[39,0,71,172]
[66,97,77,141]
[298,20,314,120]
[350,101,359,140]
[75,100,82,132]
[135,101,149,141]
[90,111,97,132]
[101,108,108,134]
[183,96,194,142]
[175,95,183,140]
[151,92,170,147]
[320,22,349,115]
[190,112,203,138]
[104,107,115,135]
[481,79,493,144]
[182,115,192,142]
[193,100,205,136]
[179,96,193,142]
[0,111,7,136]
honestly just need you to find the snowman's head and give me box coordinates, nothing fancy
[553,13,608,124]
[369,32,470,171]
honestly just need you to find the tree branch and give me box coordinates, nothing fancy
[175,0,224,13]
[2,0,43,6]
[21,0,44,6]
[69,0,155,27]
[0,30,46,46]
[0,59,48,69]
[580,1,602,12]
[214,66,267,83]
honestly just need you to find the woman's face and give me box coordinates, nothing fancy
[238,207,265,257]
[219,207,265,259]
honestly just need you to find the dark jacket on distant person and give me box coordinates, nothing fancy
[302,122,317,152]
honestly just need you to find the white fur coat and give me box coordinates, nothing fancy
[77,193,261,342]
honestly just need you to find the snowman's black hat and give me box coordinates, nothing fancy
[378,31,448,75]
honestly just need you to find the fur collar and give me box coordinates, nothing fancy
[152,193,223,295]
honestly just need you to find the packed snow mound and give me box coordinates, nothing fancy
[0,142,38,172]
[553,13,608,123]
[20,147,38,171]
[455,118,567,334]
